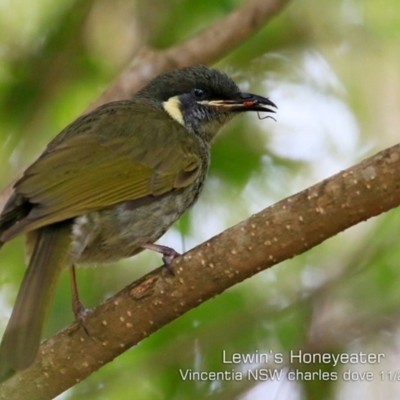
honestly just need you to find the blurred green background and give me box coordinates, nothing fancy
[1,0,400,399]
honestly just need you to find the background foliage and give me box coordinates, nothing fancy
[0,0,399,399]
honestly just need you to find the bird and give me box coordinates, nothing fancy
[0,65,276,380]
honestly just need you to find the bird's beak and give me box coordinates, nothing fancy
[204,93,277,114]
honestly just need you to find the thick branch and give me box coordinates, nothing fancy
[1,143,399,399]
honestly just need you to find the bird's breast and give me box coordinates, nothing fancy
[69,176,206,265]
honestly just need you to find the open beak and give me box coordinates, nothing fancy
[205,92,277,114]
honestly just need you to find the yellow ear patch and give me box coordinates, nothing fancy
[163,96,184,126]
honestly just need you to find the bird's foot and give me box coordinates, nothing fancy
[72,297,88,321]
[141,243,181,275]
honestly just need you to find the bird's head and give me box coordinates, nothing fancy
[136,65,277,143]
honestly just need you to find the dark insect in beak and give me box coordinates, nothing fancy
[257,112,277,121]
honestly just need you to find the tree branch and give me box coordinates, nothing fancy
[1,141,399,398]
[85,0,291,112]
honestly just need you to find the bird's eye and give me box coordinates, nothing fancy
[191,88,206,100]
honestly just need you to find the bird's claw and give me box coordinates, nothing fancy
[141,243,180,275]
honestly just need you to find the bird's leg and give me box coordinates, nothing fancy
[69,265,88,327]
[141,243,180,274]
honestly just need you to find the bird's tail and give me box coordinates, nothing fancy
[0,221,71,382]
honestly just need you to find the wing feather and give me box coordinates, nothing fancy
[2,101,205,239]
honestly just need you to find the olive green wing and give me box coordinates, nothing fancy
[1,106,202,241]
